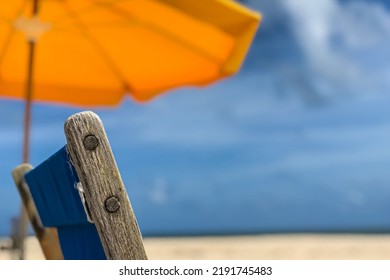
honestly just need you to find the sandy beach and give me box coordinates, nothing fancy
[1,234,390,260]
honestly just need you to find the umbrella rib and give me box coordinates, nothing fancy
[60,1,133,92]
[0,0,28,24]
[49,0,130,26]
[86,0,222,64]
[0,0,30,73]
[0,17,11,25]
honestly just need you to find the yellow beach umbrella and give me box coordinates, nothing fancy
[1,0,260,103]
[0,0,260,162]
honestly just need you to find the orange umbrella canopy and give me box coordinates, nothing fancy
[0,0,261,106]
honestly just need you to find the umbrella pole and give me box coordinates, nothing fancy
[15,40,36,260]
[23,0,39,165]
[15,0,39,260]
[22,42,36,164]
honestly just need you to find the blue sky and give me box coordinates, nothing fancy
[1,0,390,236]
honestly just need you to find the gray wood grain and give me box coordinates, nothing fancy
[64,111,147,260]
[12,164,64,260]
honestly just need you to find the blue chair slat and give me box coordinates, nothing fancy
[25,146,106,260]
[58,225,105,260]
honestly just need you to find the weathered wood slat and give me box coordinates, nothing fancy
[64,111,147,260]
[12,164,64,260]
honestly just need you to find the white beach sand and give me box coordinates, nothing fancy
[1,234,390,260]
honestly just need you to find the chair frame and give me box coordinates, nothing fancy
[12,111,147,260]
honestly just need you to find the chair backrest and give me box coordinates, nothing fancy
[15,111,147,260]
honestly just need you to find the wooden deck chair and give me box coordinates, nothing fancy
[12,111,147,260]
[12,164,63,259]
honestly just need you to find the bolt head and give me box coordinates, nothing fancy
[83,135,99,150]
[105,196,120,213]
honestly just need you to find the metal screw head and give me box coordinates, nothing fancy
[83,135,99,150]
[105,196,120,213]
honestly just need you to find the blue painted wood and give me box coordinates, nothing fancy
[25,146,106,260]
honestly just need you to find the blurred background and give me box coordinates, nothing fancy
[1,0,390,259]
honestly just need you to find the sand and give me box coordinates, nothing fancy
[1,234,390,260]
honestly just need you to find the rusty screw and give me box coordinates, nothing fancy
[83,135,99,150]
[105,196,120,213]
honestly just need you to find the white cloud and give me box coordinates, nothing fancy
[336,1,390,48]
[282,0,390,93]
[283,0,355,81]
